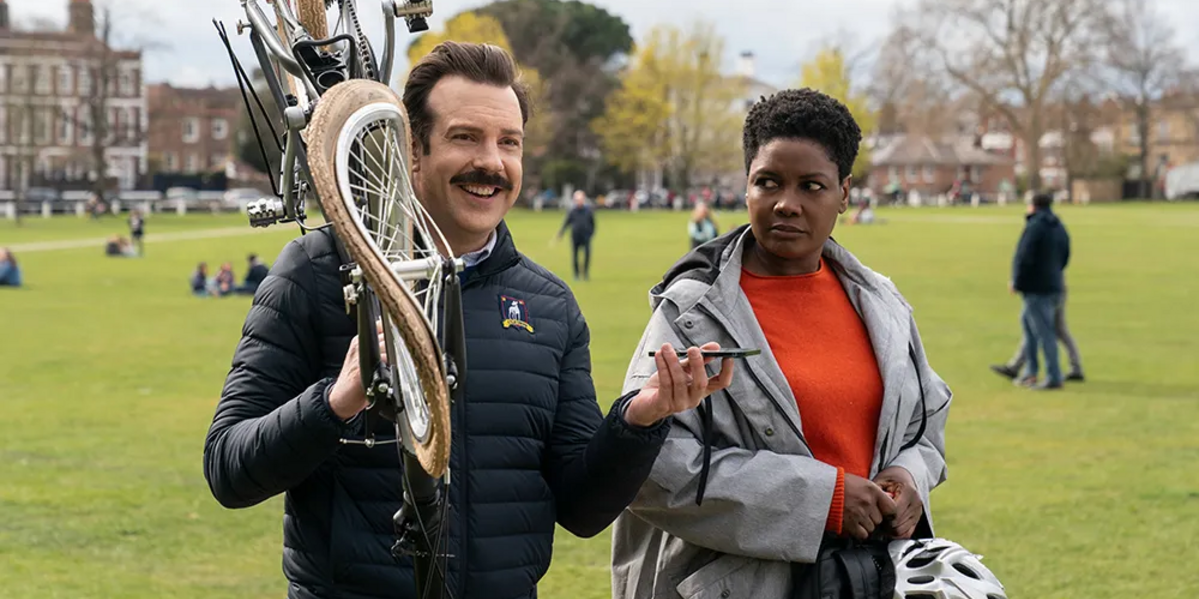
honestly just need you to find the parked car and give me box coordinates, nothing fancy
[223,187,266,211]
[23,187,60,203]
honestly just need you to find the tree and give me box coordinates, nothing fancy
[475,0,634,192]
[903,0,1107,190]
[590,35,671,175]
[234,68,283,177]
[1100,0,1186,199]
[799,47,877,182]
[593,22,745,192]
[868,24,957,138]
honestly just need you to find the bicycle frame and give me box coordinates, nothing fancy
[222,2,462,598]
[237,0,432,230]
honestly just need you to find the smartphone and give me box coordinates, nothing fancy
[648,348,761,359]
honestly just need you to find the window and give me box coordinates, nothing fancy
[59,111,73,145]
[183,118,199,143]
[34,65,51,95]
[922,165,934,183]
[11,65,27,93]
[126,108,139,142]
[1127,121,1141,144]
[0,106,6,144]
[906,165,918,181]
[185,153,199,173]
[164,152,178,171]
[78,109,93,145]
[58,66,73,95]
[119,71,132,97]
[1157,119,1170,141]
[212,118,228,140]
[888,166,898,181]
[970,165,981,183]
[106,107,118,143]
[0,63,7,94]
[34,109,51,144]
[78,66,91,95]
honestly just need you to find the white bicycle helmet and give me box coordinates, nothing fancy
[889,538,1007,599]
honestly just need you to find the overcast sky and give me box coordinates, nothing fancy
[6,0,1199,89]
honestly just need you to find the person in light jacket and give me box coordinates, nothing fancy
[611,89,951,599]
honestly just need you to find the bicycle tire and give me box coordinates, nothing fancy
[306,79,451,478]
[296,0,329,40]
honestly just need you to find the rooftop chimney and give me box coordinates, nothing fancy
[68,0,94,37]
[737,51,756,80]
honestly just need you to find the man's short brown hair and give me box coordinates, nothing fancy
[402,41,531,154]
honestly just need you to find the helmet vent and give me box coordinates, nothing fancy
[953,563,981,580]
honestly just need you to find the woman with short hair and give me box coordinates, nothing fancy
[611,89,951,598]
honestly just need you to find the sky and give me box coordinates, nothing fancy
[5,0,1199,90]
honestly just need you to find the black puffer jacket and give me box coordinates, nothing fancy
[1012,207,1071,294]
[203,222,670,599]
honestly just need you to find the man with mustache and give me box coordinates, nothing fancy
[203,41,733,599]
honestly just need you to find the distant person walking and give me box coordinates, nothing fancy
[557,190,596,280]
[687,201,719,249]
[0,248,22,287]
[991,276,1084,381]
[1007,193,1072,390]
[128,210,145,256]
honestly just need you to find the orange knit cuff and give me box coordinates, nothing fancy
[826,467,845,534]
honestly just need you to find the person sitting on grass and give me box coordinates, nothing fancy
[612,88,951,598]
[0,248,22,288]
[214,262,236,297]
[235,253,270,295]
[191,262,212,297]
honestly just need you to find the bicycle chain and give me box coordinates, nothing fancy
[339,0,379,81]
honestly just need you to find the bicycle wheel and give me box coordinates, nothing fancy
[306,79,452,478]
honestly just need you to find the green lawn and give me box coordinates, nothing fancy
[1,204,1197,598]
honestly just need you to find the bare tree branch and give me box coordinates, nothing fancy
[900,0,1107,190]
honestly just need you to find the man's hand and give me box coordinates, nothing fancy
[842,473,898,540]
[875,466,922,539]
[328,321,388,421]
[623,342,735,427]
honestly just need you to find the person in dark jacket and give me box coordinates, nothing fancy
[203,41,733,599]
[1009,192,1071,390]
[235,253,270,295]
[128,209,145,256]
[556,190,596,280]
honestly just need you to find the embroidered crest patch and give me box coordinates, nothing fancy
[499,295,534,333]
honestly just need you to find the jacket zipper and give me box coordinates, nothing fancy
[693,303,812,454]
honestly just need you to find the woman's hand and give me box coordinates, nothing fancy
[842,473,898,540]
[624,342,735,427]
[875,466,922,539]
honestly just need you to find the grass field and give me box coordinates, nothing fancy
[2,204,1198,598]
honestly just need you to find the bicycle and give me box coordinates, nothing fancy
[215,2,464,597]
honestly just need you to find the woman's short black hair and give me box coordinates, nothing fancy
[742,88,862,180]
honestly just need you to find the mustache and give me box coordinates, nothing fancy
[449,169,513,191]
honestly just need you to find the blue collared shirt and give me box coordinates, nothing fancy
[460,230,497,268]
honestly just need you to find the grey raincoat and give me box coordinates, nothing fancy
[611,226,951,599]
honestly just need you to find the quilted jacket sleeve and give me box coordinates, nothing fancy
[543,292,671,538]
[203,239,358,509]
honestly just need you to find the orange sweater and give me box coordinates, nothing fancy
[740,259,884,534]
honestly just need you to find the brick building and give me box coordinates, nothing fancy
[870,134,1016,199]
[0,0,147,191]
[146,83,243,180]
